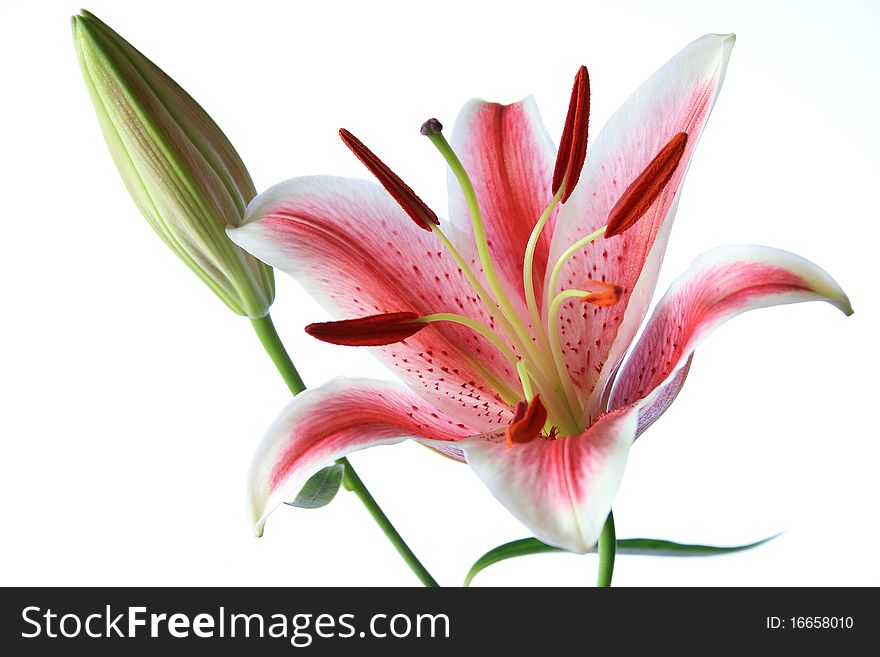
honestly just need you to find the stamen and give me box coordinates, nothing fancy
[605,132,689,238]
[429,226,536,363]
[579,281,623,307]
[552,66,590,202]
[429,217,568,415]
[416,312,519,366]
[505,395,548,448]
[516,360,534,400]
[510,400,528,424]
[522,185,564,355]
[417,312,565,416]
[339,128,439,231]
[420,120,582,431]
[545,225,607,326]
[516,360,566,436]
[545,288,597,431]
[305,311,424,346]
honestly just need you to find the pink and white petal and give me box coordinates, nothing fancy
[631,354,692,437]
[546,34,735,417]
[249,378,478,535]
[609,245,853,433]
[460,407,640,553]
[447,97,558,314]
[229,176,520,431]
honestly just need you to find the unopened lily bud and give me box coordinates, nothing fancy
[72,10,274,318]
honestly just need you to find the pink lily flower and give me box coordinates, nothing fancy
[228,34,851,553]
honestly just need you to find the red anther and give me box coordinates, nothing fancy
[510,400,528,424]
[579,281,623,307]
[605,132,689,238]
[305,312,425,346]
[339,129,439,231]
[505,395,548,448]
[552,66,590,202]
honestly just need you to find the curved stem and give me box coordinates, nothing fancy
[342,464,439,587]
[249,314,439,587]
[597,510,616,587]
[251,314,306,394]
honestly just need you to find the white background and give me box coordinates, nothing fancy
[1,0,877,587]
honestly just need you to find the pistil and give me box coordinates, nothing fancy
[338,126,574,424]
[416,313,519,365]
[421,120,545,368]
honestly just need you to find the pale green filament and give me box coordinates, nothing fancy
[418,313,519,366]
[419,130,616,435]
[545,225,607,315]
[522,184,565,354]
[428,225,573,423]
[516,360,534,399]
[416,313,564,416]
[425,131,539,361]
[431,226,537,365]
[516,359,569,436]
[547,288,596,428]
[418,310,521,406]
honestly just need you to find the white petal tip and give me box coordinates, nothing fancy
[253,519,266,538]
[811,272,853,316]
[828,285,854,316]
[705,32,736,45]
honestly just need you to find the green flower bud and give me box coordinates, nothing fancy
[72,10,274,318]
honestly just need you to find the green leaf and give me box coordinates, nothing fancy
[285,463,345,509]
[615,535,781,557]
[464,534,782,586]
[464,539,563,586]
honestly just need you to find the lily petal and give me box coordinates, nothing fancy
[448,97,558,311]
[547,34,735,417]
[609,245,853,434]
[228,176,521,430]
[249,378,478,535]
[460,407,640,553]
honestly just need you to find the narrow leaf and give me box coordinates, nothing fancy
[285,463,345,509]
[465,539,562,586]
[464,534,781,586]
[616,535,781,557]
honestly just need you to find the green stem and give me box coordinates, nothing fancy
[251,314,306,395]
[249,314,439,587]
[342,464,439,587]
[597,510,616,587]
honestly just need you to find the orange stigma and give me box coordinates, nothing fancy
[579,281,623,307]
